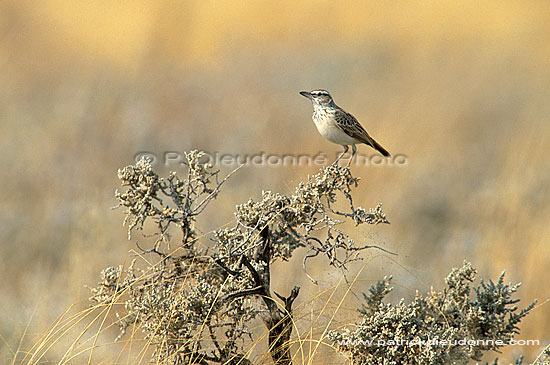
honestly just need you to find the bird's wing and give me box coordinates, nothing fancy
[334,109,391,157]
[333,109,375,145]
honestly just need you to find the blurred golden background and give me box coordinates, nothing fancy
[1,0,549,363]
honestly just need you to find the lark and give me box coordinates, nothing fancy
[300,90,390,166]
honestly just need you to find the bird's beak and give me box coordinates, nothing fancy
[299,91,312,99]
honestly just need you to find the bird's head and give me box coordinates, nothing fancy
[300,90,334,107]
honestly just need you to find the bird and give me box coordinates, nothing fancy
[300,89,390,166]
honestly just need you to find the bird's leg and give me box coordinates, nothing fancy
[346,144,357,167]
[334,145,349,165]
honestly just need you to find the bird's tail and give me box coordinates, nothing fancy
[369,138,391,157]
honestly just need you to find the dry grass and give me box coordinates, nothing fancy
[1,0,549,363]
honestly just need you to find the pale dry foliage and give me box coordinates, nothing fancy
[87,151,538,364]
[328,262,536,364]
[90,150,389,364]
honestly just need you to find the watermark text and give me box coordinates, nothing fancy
[134,151,408,168]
